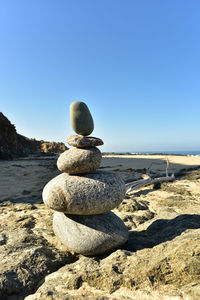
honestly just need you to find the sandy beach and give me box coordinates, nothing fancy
[102,154,200,170]
[0,154,200,203]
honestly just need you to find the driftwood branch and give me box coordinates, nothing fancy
[126,173,175,193]
[125,157,174,193]
[146,157,170,177]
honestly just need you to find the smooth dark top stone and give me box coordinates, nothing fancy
[67,135,104,148]
[70,101,94,136]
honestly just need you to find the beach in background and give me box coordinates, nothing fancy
[1,154,200,203]
[101,153,200,174]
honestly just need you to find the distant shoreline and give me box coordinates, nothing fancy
[100,154,200,176]
[102,151,200,157]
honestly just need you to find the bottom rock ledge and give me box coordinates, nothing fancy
[53,211,129,256]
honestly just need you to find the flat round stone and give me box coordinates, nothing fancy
[70,101,94,136]
[42,171,126,215]
[57,147,102,174]
[53,211,129,256]
[67,135,104,148]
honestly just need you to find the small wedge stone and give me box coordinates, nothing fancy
[67,135,103,148]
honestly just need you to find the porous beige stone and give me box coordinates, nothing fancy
[0,201,77,299]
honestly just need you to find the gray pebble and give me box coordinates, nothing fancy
[57,147,102,174]
[53,211,129,255]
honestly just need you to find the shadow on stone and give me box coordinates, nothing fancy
[124,214,200,252]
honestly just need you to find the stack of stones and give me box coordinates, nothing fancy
[42,101,129,256]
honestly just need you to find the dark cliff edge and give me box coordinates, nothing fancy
[0,112,68,159]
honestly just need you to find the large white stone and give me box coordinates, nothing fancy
[53,211,129,255]
[42,171,126,215]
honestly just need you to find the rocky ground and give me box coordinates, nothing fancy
[1,156,200,299]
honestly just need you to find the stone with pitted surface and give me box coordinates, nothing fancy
[70,101,94,136]
[53,211,129,255]
[42,170,126,215]
[67,135,104,148]
[57,147,102,174]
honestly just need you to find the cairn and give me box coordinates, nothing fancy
[42,101,129,256]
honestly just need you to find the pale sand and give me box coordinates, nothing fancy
[101,154,200,172]
[0,155,199,202]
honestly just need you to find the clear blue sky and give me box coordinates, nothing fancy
[0,0,200,152]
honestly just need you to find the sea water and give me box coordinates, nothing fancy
[114,151,200,156]
[135,150,200,156]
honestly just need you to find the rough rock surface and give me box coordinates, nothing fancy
[53,211,129,255]
[67,135,104,148]
[0,201,77,299]
[57,147,102,174]
[2,161,200,299]
[70,101,94,136]
[0,112,68,159]
[42,171,126,215]
[26,235,200,300]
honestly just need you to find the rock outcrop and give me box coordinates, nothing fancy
[0,201,77,299]
[1,167,200,299]
[0,112,67,159]
[1,157,200,298]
